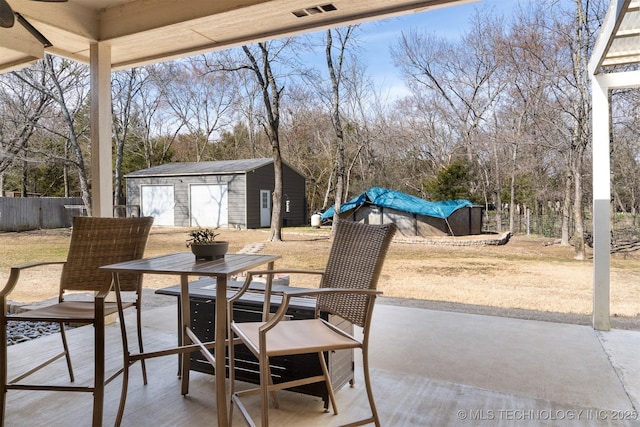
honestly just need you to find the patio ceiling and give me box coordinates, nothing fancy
[0,0,476,73]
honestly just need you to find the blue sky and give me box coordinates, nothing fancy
[307,0,527,100]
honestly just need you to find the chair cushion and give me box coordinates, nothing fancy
[8,301,133,322]
[233,318,361,357]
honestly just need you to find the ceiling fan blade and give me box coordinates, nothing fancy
[0,0,14,28]
[1,0,68,30]
[16,13,52,47]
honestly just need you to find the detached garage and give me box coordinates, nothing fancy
[125,158,306,229]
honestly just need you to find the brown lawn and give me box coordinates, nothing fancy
[1,226,639,329]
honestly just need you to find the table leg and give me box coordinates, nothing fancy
[215,273,228,426]
[180,274,190,395]
[176,296,182,378]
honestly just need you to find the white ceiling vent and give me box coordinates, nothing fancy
[292,4,337,18]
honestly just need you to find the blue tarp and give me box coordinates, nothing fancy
[321,187,473,220]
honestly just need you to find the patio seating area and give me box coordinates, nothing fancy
[3,296,639,426]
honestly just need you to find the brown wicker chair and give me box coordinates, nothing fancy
[228,219,396,427]
[0,216,154,427]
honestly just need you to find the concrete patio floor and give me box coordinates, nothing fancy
[3,298,640,426]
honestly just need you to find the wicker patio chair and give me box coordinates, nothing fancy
[0,216,154,427]
[228,219,396,427]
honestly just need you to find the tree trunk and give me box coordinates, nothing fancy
[45,56,92,214]
[325,28,354,231]
[21,159,27,197]
[572,150,586,259]
[493,141,502,233]
[509,143,517,234]
[269,148,283,240]
[242,43,285,241]
[561,169,572,246]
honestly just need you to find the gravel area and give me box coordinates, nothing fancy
[6,321,65,346]
[5,289,177,346]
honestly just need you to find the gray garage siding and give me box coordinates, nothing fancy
[244,163,306,228]
[281,164,306,227]
[245,165,273,228]
[126,174,247,227]
[125,158,306,229]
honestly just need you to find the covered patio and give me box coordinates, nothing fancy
[3,297,639,426]
[1,0,640,425]
[1,0,637,327]
[3,231,639,427]
[0,0,638,331]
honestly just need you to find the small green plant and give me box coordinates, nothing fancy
[186,228,220,246]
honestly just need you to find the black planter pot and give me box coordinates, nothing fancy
[190,242,229,261]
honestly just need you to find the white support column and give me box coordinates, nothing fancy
[90,43,113,218]
[591,75,611,331]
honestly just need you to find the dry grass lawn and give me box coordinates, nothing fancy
[1,225,639,329]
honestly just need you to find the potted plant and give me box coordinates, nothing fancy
[186,228,229,261]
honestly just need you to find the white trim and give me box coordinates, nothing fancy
[588,0,632,75]
[588,0,640,330]
[591,76,612,331]
[595,70,640,89]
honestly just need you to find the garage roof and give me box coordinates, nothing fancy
[125,158,276,177]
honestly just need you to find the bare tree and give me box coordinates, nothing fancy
[226,58,269,160]
[0,65,52,191]
[498,5,558,235]
[10,56,92,210]
[541,0,605,258]
[611,89,640,236]
[391,10,507,222]
[280,82,334,215]
[201,41,296,240]
[112,67,148,207]
[565,0,597,258]
[156,57,235,162]
[241,42,287,240]
[325,26,357,226]
[386,19,502,207]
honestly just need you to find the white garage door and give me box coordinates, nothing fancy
[190,184,228,228]
[141,185,175,226]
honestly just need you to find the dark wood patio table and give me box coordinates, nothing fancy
[101,252,280,427]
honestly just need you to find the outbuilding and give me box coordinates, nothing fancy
[125,158,306,229]
[322,187,483,237]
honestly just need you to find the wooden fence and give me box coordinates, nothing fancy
[0,197,85,231]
